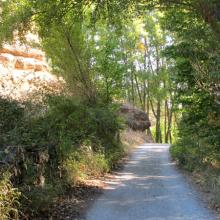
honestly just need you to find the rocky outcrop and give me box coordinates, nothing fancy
[0,47,44,61]
[0,36,63,101]
[119,104,151,131]
[119,104,153,145]
[0,43,48,72]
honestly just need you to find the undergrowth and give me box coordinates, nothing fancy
[170,94,220,206]
[0,96,124,219]
[0,171,21,220]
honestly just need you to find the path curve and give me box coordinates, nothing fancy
[86,144,219,220]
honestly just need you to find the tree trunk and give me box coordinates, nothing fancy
[164,99,168,143]
[131,71,135,105]
[167,103,173,144]
[134,70,143,107]
[155,100,162,143]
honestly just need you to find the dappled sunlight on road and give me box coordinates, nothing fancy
[86,144,219,220]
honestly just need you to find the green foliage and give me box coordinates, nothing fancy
[165,0,220,172]
[161,2,220,209]
[21,183,65,217]
[25,99,120,175]
[41,21,97,103]
[90,24,125,103]
[0,96,123,217]
[64,149,109,184]
[170,91,220,171]
[44,96,121,150]
[0,98,24,140]
[0,171,21,220]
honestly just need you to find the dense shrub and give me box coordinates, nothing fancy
[0,96,124,218]
[170,92,220,203]
[63,148,109,184]
[170,91,220,168]
[0,98,24,132]
[0,98,25,146]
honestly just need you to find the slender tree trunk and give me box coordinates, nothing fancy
[155,100,162,143]
[64,32,97,103]
[142,37,148,112]
[143,81,147,111]
[131,71,135,105]
[155,45,162,143]
[164,99,168,143]
[147,88,150,118]
[166,102,173,144]
[146,88,152,137]
[104,76,110,103]
[134,70,143,107]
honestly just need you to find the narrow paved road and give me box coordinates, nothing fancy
[86,144,219,220]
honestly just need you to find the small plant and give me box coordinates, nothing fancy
[63,146,109,185]
[21,183,64,217]
[0,171,21,220]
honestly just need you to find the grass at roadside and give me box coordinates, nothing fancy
[170,143,220,212]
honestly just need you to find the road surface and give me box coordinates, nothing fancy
[86,144,219,220]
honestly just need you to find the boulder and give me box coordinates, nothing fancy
[119,104,151,131]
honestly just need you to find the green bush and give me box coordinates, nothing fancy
[0,96,124,217]
[0,98,24,132]
[171,91,220,172]
[170,143,198,171]
[21,183,65,217]
[0,98,25,145]
[46,96,122,159]
[0,171,21,220]
[63,148,109,184]
[17,96,122,151]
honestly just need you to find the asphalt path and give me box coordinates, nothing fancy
[86,144,219,220]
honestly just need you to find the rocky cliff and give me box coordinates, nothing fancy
[0,35,62,101]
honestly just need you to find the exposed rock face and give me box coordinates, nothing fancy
[0,47,44,61]
[0,43,48,72]
[0,35,63,101]
[119,104,151,131]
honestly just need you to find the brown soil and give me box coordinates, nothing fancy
[46,157,130,220]
[48,180,104,220]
